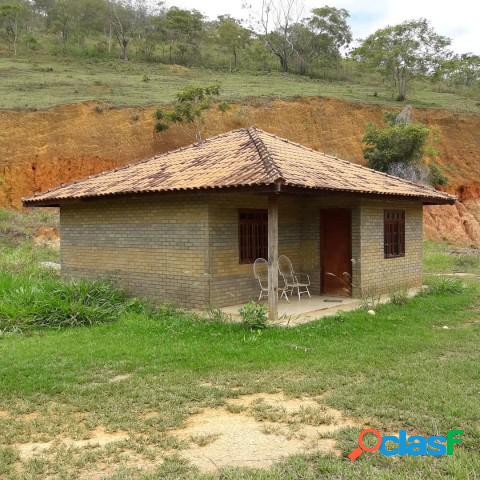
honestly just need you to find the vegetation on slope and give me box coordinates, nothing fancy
[2,55,480,112]
[0,1,478,111]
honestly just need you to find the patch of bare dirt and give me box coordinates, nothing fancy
[3,97,480,246]
[172,392,361,472]
[109,374,132,383]
[15,426,129,460]
[10,392,364,475]
[33,226,60,249]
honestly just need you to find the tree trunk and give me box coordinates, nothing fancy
[108,23,112,53]
[394,67,407,101]
[233,46,237,70]
[121,39,128,61]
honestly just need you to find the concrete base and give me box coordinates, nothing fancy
[219,287,424,327]
[221,295,361,326]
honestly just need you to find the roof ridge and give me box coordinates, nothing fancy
[246,127,283,183]
[254,128,454,199]
[22,128,250,202]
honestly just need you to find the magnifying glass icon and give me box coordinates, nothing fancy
[348,428,382,461]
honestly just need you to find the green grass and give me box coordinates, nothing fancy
[424,241,480,274]
[2,56,480,112]
[0,221,479,478]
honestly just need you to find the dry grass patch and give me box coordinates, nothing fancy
[15,426,129,461]
[171,391,362,472]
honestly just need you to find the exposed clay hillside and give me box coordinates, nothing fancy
[1,97,479,245]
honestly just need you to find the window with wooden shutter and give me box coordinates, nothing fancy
[384,210,405,258]
[238,209,268,264]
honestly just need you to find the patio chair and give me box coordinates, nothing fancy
[253,258,289,302]
[278,255,311,301]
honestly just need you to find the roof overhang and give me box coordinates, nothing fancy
[23,183,456,208]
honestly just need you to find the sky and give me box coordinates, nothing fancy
[161,0,479,54]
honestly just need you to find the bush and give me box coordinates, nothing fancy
[429,162,448,186]
[0,272,131,332]
[426,277,465,295]
[453,255,480,271]
[239,301,268,330]
[389,286,409,305]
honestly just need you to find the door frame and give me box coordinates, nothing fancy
[319,208,352,296]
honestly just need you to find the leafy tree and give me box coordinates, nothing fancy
[438,53,480,87]
[289,6,351,74]
[215,15,251,71]
[363,107,446,187]
[0,0,30,55]
[307,6,351,52]
[354,19,451,101]
[162,7,204,64]
[154,85,223,142]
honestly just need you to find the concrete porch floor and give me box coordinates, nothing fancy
[221,295,362,326]
[219,287,424,326]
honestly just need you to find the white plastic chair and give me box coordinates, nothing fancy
[253,258,289,302]
[278,255,311,301]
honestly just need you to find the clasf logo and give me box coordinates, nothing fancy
[348,428,463,461]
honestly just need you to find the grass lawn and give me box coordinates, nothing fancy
[0,211,479,479]
[1,55,480,113]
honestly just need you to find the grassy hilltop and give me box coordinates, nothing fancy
[2,56,480,112]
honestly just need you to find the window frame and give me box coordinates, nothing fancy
[384,210,405,259]
[238,209,268,264]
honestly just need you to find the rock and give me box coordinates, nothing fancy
[39,261,61,271]
[367,310,376,316]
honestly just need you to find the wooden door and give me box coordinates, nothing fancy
[320,209,352,296]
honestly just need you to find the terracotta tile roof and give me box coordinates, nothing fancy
[23,127,455,206]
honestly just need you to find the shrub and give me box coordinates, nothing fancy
[429,162,448,186]
[239,301,268,330]
[389,286,409,305]
[454,255,480,271]
[0,272,130,332]
[426,277,465,295]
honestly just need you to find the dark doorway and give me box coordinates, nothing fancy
[320,209,352,296]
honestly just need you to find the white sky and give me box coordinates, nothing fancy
[161,0,479,54]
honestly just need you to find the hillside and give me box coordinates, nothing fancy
[2,56,480,113]
[1,96,479,245]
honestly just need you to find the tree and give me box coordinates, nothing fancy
[289,6,351,74]
[109,0,137,61]
[354,19,451,101]
[307,6,351,52]
[0,1,29,55]
[162,7,204,64]
[215,15,251,71]
[363,107,446,187]
[259,0,304,73]
[154,85,223,142]
[439,53,480,87]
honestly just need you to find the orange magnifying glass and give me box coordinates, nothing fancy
[348,428,383,461]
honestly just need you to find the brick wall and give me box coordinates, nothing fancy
[357,199,423,295]
[60,195,210,308]
[207,194,423,307]
[59,192,423,309]
[207,193,361,307]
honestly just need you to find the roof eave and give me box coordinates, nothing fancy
[22,184,456,208]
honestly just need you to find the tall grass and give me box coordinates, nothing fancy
[0,208,138,332]
[0,270,132,332]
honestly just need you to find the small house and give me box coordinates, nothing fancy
[24,128,454,320]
